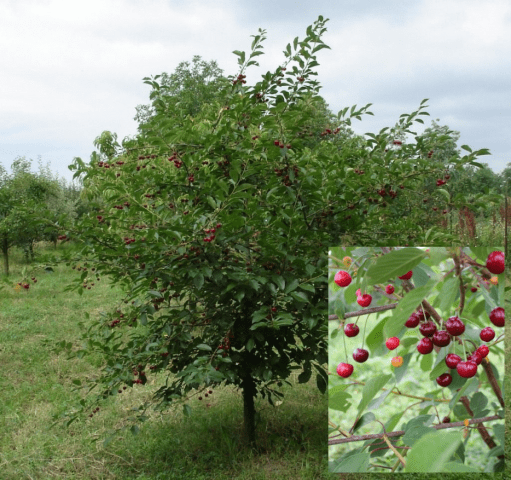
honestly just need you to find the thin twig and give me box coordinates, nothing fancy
[328,415,502,445]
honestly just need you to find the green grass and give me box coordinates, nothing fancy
[0,243,336,480]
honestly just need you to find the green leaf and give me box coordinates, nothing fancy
[246,337,255,352]
[357,374,392,416]
[437,277,458,312]
[284,278,299,294]
[404,431,462,472]
[383,280,437,339]
[291,291,308,303]
[196,344,212,351]
[183,404,192,417]
[365,247,426,285]
[443,463,480,473]
[331,453,370,473]
[316,372,327,394]
[193,273,204,290]
[329,390,352,412]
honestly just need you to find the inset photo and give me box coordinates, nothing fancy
[328,246,505,474]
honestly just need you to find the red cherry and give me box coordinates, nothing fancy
[344,323,359,337]
[419,321,437,337]
[470,287,477,293]
[445,353,462,369]
[480,327,495,342]
[405,312,420,328]
[385,284,395,294]
[274,140,280,146]
[467,351,483,365]
[445,316,465,336]
[353,348,369,363]
[489,307,505,327]
[386,337,400,350]
[337,363,354,378]
[457,361,477,378]
[357,294,372,308]
[398,271,413,280]
[432,330,451,347]
[477,345,490,358]
[436,373,452,387]
[486,251,505,274]
[417,337,433,354]
[334,270,352,287]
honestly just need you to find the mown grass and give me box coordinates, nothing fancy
[0,243,335,480]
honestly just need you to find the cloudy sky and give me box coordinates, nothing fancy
[1,0,510,184]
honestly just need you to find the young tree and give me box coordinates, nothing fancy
[57,16,489,446]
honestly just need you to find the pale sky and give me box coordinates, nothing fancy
[1,0,510,184]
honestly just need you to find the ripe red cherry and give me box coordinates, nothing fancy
[353,348,369,363]
[337,362,354,378]
[442,416,451,423]
[357,294,372,308]
[417,337,433,354]
[344,323,359,337]
[486,251,505,274]
[477,345,490,358]
[386,337,400,350]
[445,316,465,336]
[405,312,420,328]
[334,270,352,287]
[419,321,437,337]
[467,352,483,365]
[489,307,505,327]
[436,373,453,387]
[445,353,462,369]
[432,330,451,347]
[480,327,495,342]
[385,284,395,294]
[398,271,413,280]
[456,361,478,378]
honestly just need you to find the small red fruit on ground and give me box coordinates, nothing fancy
[436,373,452,387]
[344,323,359,337]
[489,307,505,327]
[457,361,478,378]
[417,337,434,354]
[398,271,413,280]
[337,363,354,378]
[486,251,505,274]
[480,327,495,342]
[386,337,400,350]
[334,270,352,287]
[353,348,369,363]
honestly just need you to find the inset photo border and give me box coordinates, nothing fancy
[328,246,506,474]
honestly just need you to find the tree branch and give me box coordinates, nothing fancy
[328,415,502,445]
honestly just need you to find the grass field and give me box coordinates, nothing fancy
[0,243,335,480]
[0,242,508,479]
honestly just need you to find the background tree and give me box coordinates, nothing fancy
[56,17,490,447]
[134,55,232,127]
[0,156,76,273]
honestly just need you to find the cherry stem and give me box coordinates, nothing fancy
[342,325,348,362]
[361,315,367,350]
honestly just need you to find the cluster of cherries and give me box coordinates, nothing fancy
[335,250,505,386]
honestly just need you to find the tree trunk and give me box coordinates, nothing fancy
[2,235,9,276]
[241,372,257,447]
